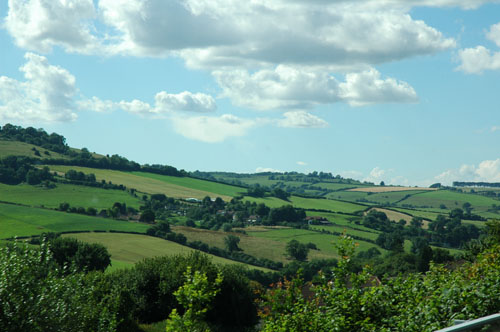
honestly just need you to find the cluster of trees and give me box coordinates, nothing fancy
[0,156,53,185]
[363,209,481,250]
[0,124,68,154]
[0,241,259,332]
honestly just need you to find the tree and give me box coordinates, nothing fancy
[224,235,241,252]
[286,240,309,261]
[140,209,155,223]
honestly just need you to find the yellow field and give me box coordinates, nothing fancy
[368,208,430,228]
[46,165,232,200]
[348,186,437,193]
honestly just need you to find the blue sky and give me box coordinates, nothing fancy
[1,0,499,186]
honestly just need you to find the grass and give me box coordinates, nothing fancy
[0,139,69,159]
[0,203,149,239]
[246,226,385,258]
[242,196,290,208]
[314,182,362,191]
[326,191,370,202]
[392,207,441,220]
[398,190,500,216]
[131,172,245,197]
[63,232,272,271]
[360,191,427,205]
[308,224,379,241]
[46,166,233,200]
[349,186,436,193]
[289,196,366,214]
[0,183,142,209]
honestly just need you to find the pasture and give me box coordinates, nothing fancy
[246,226,384,257]
[131,172,244,197]
[289,196,366,214]
[0,140,69,159]
[0,183,142,209]
[360,190,427,205]
[63,232,271,271]
[348,186,436,193]
[0,203,149,239]
[46,166,233,200]
[397,190,500,216]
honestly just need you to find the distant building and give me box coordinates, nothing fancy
[305,216,331,225]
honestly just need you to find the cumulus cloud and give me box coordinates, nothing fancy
[435,159,500,185]
[339,69,418,106]
[491,126,500,132]
[78,91,216,115]
[297,161,308,166]
[457,21,500,74]
[0,53,77,124]
[155,91,216,113]
[171,114,257,143]
[5,0,99,53]
[6,0,455,67]
[215,66,417,110]
[278,111,329,128]
[457,46,500,73]
[363,166,387,183]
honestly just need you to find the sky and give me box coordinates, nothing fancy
[0,0,499,187]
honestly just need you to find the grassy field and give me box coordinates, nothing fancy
[172,226,340,263]
[46,166,233,200]
[0,203,149,239]
[131,172,244,197]
[246,226,384,257]
[398,190,500,215]
[360,191,427,205]
[392,208,441,220]
[304,211,376,232]
[0,183,142,209]
[349,186,436,193]
[326,191,370,202]
[0,140,69,159]
[289,196,366,214]
[63,232,271,271]
[308,224,379,241]
[242,196,290,208]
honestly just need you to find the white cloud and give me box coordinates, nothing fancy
[77,96,115,113]
[5,0,98,53]
[457,46,500,73]
[155,91,216,113]
[278,111,329,128]
[363,166,387,183]
[215,66,417,111]
[171,114,257,143]
[492,126,500,132]
[487,22,500,47]
[6,1,455,67]
[256,167,283,173]
[435,159,500,185]
[79,91,216,115]
[0,53,77,124]
[339,69,418,106]
[297,161,308,166]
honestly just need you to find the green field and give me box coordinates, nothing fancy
[392,207,441,220]
[172,225,339,263]
[131,172,244,197]
[242,196,290,208]
[314,182,362,191]
[398,190,500,212]
[0,139,69,159]
[246,226,384,257]
[46,166,234,200]
[326,191,371,202]
[64,232,272,272]
[289,196,366,214]
[308,224,379,241]
[0,203,149,239]
[0,183,142,209]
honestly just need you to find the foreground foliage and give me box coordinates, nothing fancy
[259,232,500,332]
